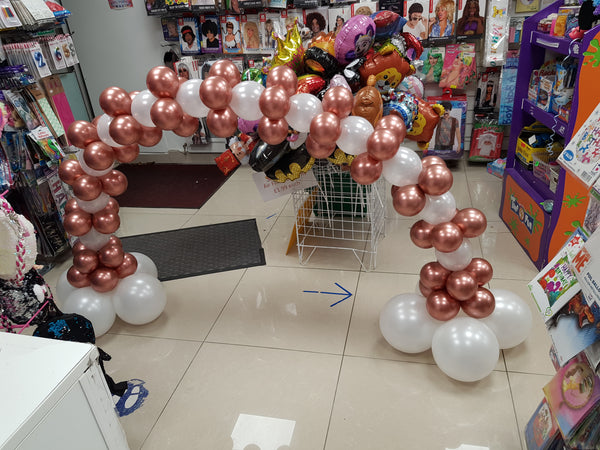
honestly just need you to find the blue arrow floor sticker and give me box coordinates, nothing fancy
[303,283,352,307]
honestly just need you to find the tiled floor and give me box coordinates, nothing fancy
[44,154,552,450]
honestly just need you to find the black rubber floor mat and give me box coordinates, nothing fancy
[120,219,266,281]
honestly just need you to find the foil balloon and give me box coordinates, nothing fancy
[271,23,305,75]
[296,74,327,95]
[264,145,315,183]
[370,11,405,40]
[398,75,424,99]
[242,68,265,83]
[304,32,339,79]
[359,45,415,94]
[406,98,444,147]
[334,15,376,65]
[343,57,366,92]
[352,75,383,128]
[385,91,419,131]
[249,139,291,173]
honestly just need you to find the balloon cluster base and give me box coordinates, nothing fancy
[55,253,167,337]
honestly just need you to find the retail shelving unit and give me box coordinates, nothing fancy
[499,0,600,270]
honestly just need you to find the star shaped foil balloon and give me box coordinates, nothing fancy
[271,22,305,75]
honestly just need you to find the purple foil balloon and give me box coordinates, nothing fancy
[329,75,352,92]
[238,118,259,134]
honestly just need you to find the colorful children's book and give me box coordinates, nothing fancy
[528,229,588,321]
[583,189,600,235]
[571,229,600,308]
[543,352,600,443]
[557,102,600,188]
[200,15,222,53]
[546,290,600,367]
[178,17,201,54]
[525,398,561,450]
[221,15,243,54]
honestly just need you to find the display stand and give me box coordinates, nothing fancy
[292,162,386,271]
[499,0,600,270]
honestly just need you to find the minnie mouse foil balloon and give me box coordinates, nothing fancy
[334,15,376,65]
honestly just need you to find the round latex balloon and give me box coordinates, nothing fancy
[435,240,473,272]
[432,317,500,382]
[230,81,264,121]
[175,79,210,118]
[381,146,422,187]
[379,293,442,353]
[336,115,374,156]
[62,287,116,337]
[112,273,167,325]
[131,89,158,127]
[482,289,533,349]
[286,93,323,133]
[419,192,457,225]
[130,252,159,278]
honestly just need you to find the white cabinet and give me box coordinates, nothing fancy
[0,333,128,449]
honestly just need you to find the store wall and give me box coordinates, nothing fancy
[61,0,186,153]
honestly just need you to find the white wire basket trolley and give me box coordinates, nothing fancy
[291,160,386,271]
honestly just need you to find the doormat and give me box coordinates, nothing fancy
[114,163,231,209]
[120,219,265,281]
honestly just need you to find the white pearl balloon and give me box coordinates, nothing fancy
[96,114,122,148]
[79,227,112,251]
[63,287,116,337]
[482,289,533,349]
[381,146,423,187]
[432,317,499,382]
[380,293,442,353]
[336,116,374,156]
[229,81,264,121]
[77,148,114,177]
[130,252,158,278]
[176,79,210,118]
[131,89,158,127]
[76,192,110,214]
[419,192,457,225]
[112,273,166,325]
[55,269,77,307]
[436,240,473,271]
[285,93,323,133]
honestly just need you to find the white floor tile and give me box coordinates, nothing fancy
[142,343,341,450]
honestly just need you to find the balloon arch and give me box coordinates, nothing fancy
[57,29,532,383]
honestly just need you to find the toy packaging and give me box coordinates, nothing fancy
[200,15,222,53]
[571,229,600,307]
[425,94,467,160]
[474,67,500,112]
[428,0,457,43]
[509,17,525,44]
[416,46,445,83]
[221,15,243,54]
[191,0,217,12]
[328,7,352,35]
[483,0,509,66]
[487,157,506,178]
[241,14,261,53]
[175,57,200,80]
[178,17,201,54]
[403,0,429,40]
[260,12,285,52]
[469,115,503,161]
[351,2,378,17]
[304,7,329,40]
[557,102,600,188]
[439,43,476,89]
[455,0,486,39]
[498,50,519,125]
[161,17,180,41]
[166,0,191,12]
[550,61,577,121]
[145,0,167,15]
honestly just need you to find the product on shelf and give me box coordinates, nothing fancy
[221,15,243,54]
[455,0,486,39]
[200,15,222,53]
[424,94,467,160]
[469,114,503,161]
[415,46,445,83]
[403,0,429,40]
[439,42,476,89]
[178,16,201,54]
[524,398,562,450]
[483,0,509,66]
[474,67,500,112]
[514,122,562,167]
[241,14,261,53]
[161,17,179,42]
[428,0,457,42]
